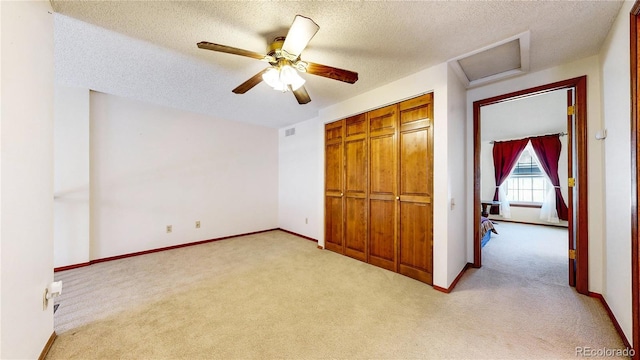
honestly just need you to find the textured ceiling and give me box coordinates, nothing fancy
[51,1,624,128]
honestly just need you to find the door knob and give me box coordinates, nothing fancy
[396,196,400,200]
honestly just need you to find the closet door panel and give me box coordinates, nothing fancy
[325,196,344,253]
[345,197,366,260]
[369,106,396,134]
[345,137,366,195]
[399,94,431,129]
[325,143,343,193]
[344,114,367,261]
[369,135,395,194]
[368,104,397,271]
[398,94,433,284]
[399,202,433,284]
[346,114,367,137]
[325,120,344,254]
[400,129,429,196]
[369,199,396,271]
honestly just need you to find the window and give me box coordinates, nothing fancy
[504,147,550,204]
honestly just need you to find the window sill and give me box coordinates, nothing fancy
[510,203,542,209]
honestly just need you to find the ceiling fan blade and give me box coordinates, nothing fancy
[232,68,269,94]
[304,62,359,84]
[290,85,311,104]
[282,15,319,58]
[197,41,272,62]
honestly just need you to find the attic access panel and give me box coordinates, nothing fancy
[449,32,530,88]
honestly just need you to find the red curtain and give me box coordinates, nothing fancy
[491,139,529,214]
[530,135,569,221]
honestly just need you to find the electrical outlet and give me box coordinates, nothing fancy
[195,221,201,229]
[166,225,172,233]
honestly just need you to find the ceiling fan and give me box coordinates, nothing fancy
[197,15,358,105]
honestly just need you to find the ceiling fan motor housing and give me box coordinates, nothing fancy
[267,37,286,58]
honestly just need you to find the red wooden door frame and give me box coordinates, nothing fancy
[472,76,589,295]
[629,2,640,358]
[567,88,577,288]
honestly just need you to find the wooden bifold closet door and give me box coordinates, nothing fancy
[344,114,368,261]
[324,120,344,254]
[397,94,433,284]
[324,93,433,285]
[368,104,398,271]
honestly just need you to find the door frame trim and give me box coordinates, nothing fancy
[629,1,640,357]
[472,76,589,294]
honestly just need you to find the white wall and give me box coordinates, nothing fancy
[89,92,278,260]
[54,85,91,267]
[0,1,55,358]
[466,55,605,292]
[278,119,322,239]
[279,62,469,288]
[599,0,634,344]
[446,64,469,283]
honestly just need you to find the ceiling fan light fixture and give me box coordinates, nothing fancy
[280,65,305,91]
[261,65,305,92]
[262,68,281,89]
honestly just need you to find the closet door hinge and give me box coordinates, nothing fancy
[568,177,576,187]
[567,105,575,115]
[569,249,576,260]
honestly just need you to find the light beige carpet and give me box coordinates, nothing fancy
[482,221,568,287]
[48,229,626,359]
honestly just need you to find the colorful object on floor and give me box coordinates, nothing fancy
[481,216,498,247]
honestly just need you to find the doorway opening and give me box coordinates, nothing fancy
[473,76,589,294]
[478,90,570,287]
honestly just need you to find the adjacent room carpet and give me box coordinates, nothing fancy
[482,221,568,287]
[48,228,626,359]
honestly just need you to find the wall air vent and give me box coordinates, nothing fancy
[449,31,530,88]
[285,127,296,137]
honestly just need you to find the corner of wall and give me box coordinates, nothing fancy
[277,117,323,241]
[444,65,470,286]
[1,1,55,358]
